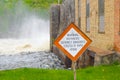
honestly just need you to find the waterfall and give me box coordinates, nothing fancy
[0,1,50,54]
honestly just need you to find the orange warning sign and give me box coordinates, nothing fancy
[54,23,92,61]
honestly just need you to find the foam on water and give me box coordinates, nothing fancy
[0,39,50,55]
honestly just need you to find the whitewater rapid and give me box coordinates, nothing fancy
[0,39,50,55]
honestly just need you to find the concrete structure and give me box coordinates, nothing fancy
[50,0,120,68]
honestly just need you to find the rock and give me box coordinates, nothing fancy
[0,52,65,70]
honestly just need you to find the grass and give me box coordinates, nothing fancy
[0,64,120,80]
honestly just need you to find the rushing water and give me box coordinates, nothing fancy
[0,1,50,54]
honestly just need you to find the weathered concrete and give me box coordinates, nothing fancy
[59,0,75,34]
[88,46,118,66]
[50,0,75,68]
[50,5,60,51]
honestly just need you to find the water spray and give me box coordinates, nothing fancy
[0,1,50,53]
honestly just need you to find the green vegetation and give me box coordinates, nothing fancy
[0,64,120,80]
[0,0,62,10]
[24,0,62,9]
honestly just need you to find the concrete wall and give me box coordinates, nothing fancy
[50,0,75,68]
[59,0,75,34]
[50,5,60,51]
